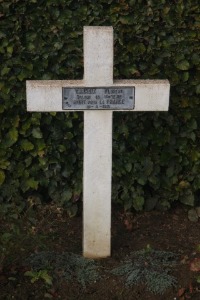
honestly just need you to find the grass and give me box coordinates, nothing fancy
[110,246,178,294]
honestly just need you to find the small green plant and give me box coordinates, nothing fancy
[25,251,100,287]
[110,246,178,295]
[24,269,53,285]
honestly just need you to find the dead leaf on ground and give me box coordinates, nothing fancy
[177,287,185,297]
[190,258,200,272]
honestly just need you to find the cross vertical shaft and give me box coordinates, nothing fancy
[83,27,113,258]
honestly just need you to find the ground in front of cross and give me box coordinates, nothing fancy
[1,204,200,300]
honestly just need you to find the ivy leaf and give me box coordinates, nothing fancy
[138,177,146,185]
[7,46,13,54]
[196,84,200,94]
[188,209,198,222]
[35,139,46,151]
[180,190,194,206]
[26,178,39,189]
[3,128,19,147]
[11,115,20,128]
[21,140,34,151]
[125,163,132,172]
[182,72,189,82]
[133,196,144,211]
[0,160,10,169]
[68,204,78,217]
[0,170,5,185]
[176,60,190,70]
[8,128,18,143]
[1,67,10,76]
[32,127,43,139]
[60,190,72,204]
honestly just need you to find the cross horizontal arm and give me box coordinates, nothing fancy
[26,79,169,112]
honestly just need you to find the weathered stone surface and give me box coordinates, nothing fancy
[84,26,113,86]
[26,79,169,112]
[83,110,112,258]
[83,27,113,258]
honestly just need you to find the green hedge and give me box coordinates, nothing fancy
[0,0,200,215]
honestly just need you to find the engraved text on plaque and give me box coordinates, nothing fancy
[62,87,135,110]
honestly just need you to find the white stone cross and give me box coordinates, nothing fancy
[26,26,170,258]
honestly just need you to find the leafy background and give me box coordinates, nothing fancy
[0,0,200,216]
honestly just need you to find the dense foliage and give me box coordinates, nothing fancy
[0,0,200,215]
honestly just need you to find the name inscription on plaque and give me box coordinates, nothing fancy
[62,87,135,110]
